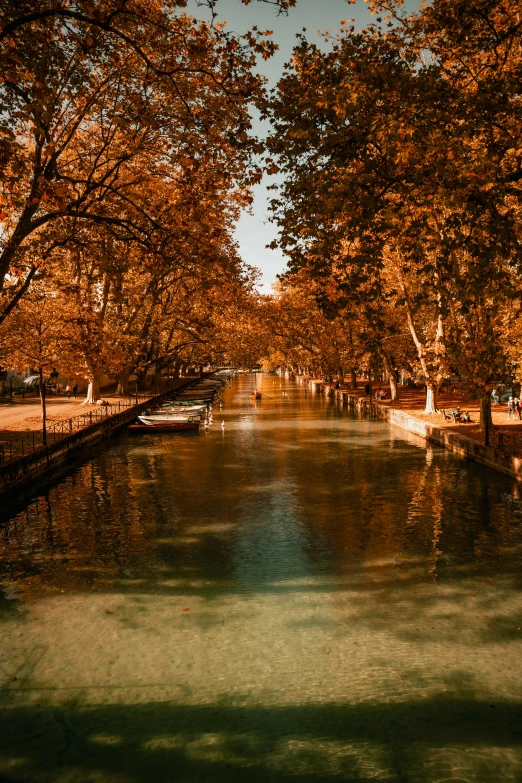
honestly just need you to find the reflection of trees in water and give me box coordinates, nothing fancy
[1,402,522,607]
[0,432,244,602]
[0,451,155,601]
[289,429,522,582]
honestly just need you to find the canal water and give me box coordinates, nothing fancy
[0,374,521,783]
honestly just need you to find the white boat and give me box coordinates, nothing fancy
[163,399,211,407]
[138,414,201,425]
[158,404,206,414]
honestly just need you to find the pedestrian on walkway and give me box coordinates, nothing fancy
[516,398,522,420]
[72,383,78,399]
[508,396,515,419]
[65,384,71,399]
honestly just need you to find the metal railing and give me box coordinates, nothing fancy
[489,429,522,459]
[0,382,183,468]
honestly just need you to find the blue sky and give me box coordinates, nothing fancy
[186,0,418,290]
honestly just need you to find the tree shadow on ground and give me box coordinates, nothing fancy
[1,696,522,782]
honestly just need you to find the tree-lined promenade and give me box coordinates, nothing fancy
[2,0,522,449]
[262,0,522,442]
[0,0,284,408]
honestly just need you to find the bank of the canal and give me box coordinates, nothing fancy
[0,377,200,500]
[297,374,522,482]
[0,373,521,783]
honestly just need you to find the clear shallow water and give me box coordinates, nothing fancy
[1,374,522,782]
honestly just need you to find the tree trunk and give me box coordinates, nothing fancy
[154,368,163,387]
[424,383,439,414]
[350,368,357,390]
[82,370,101,405]
[388,372,399,402]
[116,368,131,396]
[137,370,150,390]
[381,351,399,402]
[479,391,494,445]
[38,366,47,447]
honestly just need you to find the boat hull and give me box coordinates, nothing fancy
[138,415,201,425]
[161,400,208,409]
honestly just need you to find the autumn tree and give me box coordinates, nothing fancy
[0,0,284,322]
[0,284,70,443]
[265,0,522,425]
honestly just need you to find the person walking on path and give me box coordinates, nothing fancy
[516,398,522,420]
[508,396,515,419]
[72,383,78,399]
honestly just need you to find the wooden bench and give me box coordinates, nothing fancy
[442,409,472,423]
[442,409,462,423]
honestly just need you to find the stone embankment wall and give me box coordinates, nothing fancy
[0,379,197,499]
[296,375,522,482]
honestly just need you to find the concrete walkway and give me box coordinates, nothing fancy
[0,395,131,440]
[0,379,199,442]
[333,383,522,450]
[296,375,522,479]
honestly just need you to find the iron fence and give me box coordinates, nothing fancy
[0,383,176,468]
[488,429,522,459]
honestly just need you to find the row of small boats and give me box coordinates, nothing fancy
[129,372,231,433]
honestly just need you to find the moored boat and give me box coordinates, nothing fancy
[161,401,209,407]
[178,395,214,402]
[138,414,201,425]
[179,390,215,397]
[158,404,206,414]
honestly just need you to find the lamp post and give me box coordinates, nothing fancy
[50,367,59,393]
[38,366,47,446]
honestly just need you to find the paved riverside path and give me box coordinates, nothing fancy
[0,377,202,443]
[0,395,129,440]
[298,374,522,455]
[336,382,522,447]
[0,380,201,441]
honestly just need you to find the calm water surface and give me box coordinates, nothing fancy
[1,374,522,782]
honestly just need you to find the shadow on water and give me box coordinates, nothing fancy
[1,376,522,780]
[1,697,522,782]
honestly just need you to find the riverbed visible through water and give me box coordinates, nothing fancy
[0,373,522,783]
